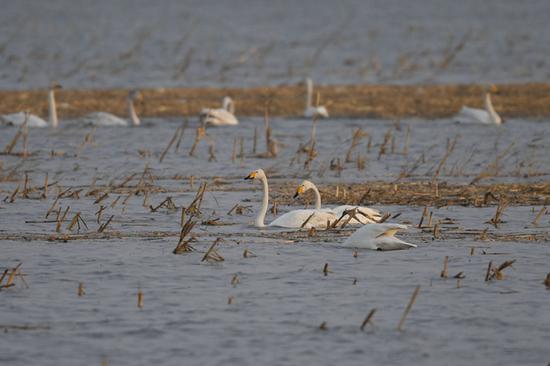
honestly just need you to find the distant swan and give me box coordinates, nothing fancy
[80,90,141,127]
[200,96,239,126]
[304,78,329,118]
[455,88,502,125]
[0,83,61,128]
[244,169,337,228]
[342,223,416,251]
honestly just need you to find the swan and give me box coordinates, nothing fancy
[455,87,502,125]
[244,169,338,228]
[200,96,239,126]
[294,180,382,224]
[342,223,416,251]
[0,83,61,128]
[80,90,141,126]
[304,78,329,118]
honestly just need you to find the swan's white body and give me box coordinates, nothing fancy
[304,78,329,118]
[80,90,141,127]
[455,93,502,125]
[0,112,48,127]
[295,180,381,224]
[342,223,416,251]
[245,169,337,229]
[0,85,59,128]
[200,96,239,126]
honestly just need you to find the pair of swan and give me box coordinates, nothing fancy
[200,96,239,126]
[244,169,416,250]
[304,78,329,119]
[294,180,382,224]
[244,169,336,228]
[0,83,61,128]
[0,85,141,128]
[455,86,502,125]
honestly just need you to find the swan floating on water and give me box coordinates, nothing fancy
[0,83,61,128]
[80,90,141,127]
[200,96,239,126]
[455,87,502,125]
[294,180,382,224]
[342,223,416,251]
[304,78,329,118]
[244,169,337,228]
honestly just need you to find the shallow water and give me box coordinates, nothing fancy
[0,118,549,366]
[1,0,550,89]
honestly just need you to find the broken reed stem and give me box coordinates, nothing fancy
[41,173,48,199]
[431,135,458,183]
[397,285,420,331]
[137,288,143,308]
[345,128,366,163]
[378,128,393,160]
[532,207,547,226]
[174,120,187,153]
[484,261,493,282]
[189,126,205,156]
[402,125,410,157]
[98,215,114,233]
[201,237,224,262]
[159,127,181,163]
[360,309,377,331]
[440,256,449,278]
[231,137,237,163]
[78,282,85,296]
[252,125,258,154]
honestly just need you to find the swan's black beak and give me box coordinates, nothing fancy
[244,172,256,180]
[293,192,299,199]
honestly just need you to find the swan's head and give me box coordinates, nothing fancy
[50,82,62,91]
[128,89,141,100]
[315,106,329,118]
[244,169,266,181]
[293,180,315,198]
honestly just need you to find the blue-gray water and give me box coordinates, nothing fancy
[1,118,549,365]
[1,0,549,89]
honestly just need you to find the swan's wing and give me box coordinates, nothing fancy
[1,113,48,127]
[375,238,417,251]
[202,109,239,126]
[270,209,336,229]
[343,223,414,250]
[455,107,491,124]
[304,106,329,118]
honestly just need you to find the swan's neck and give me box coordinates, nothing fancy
[224,98,235,114]
[484,93,500,124]
[312,185,322,210]
[48,89,58,128]
[128,97,140,126]
[255,176,269,227]
[306,79,313,109]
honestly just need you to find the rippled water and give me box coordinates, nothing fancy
[0,118,549,365]
[1,0,550,89]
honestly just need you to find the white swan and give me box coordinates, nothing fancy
[200,96,239,126]
[342,223,416,251]
[0,83,61,128]
[455,89,502,125]
[294,180,382,224]
[304,78,329,118]
[80,90,141,127]
[244,169,338,228]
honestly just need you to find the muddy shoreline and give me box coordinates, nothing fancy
[1,83,550,119]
